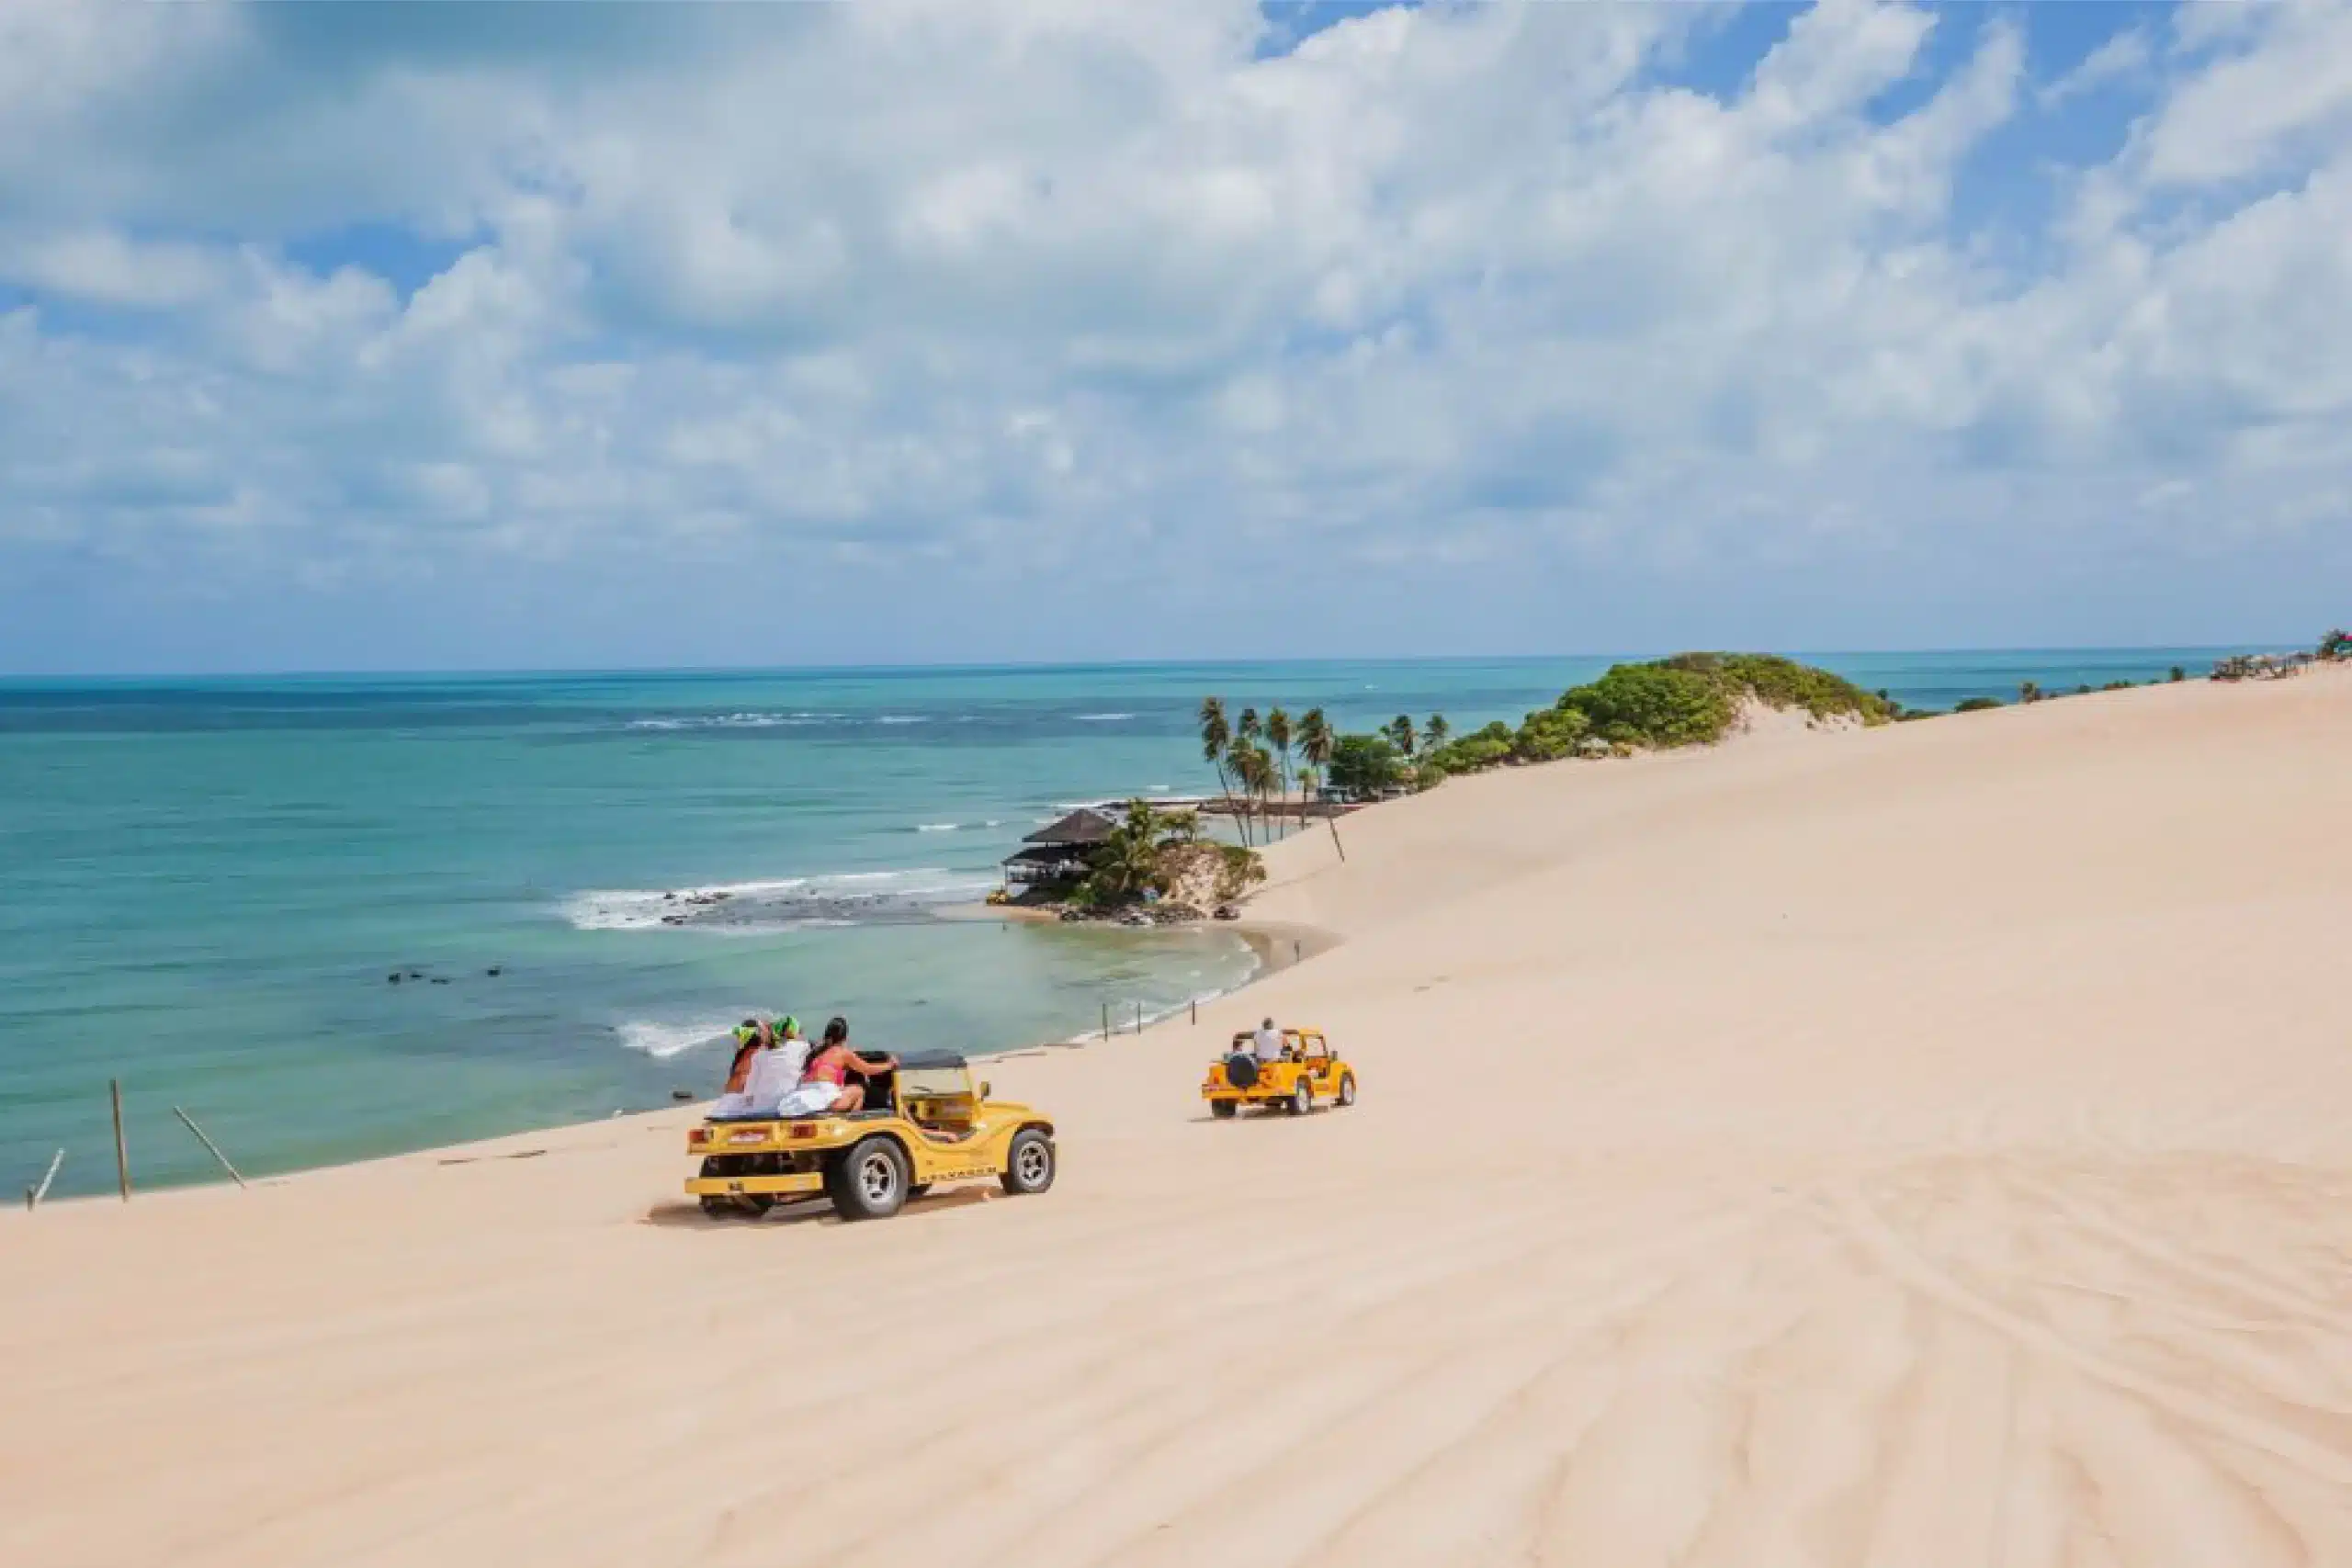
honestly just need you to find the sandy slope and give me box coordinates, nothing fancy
[7,671,2352,1567]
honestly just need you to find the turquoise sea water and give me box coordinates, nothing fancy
[0,649,2246,1197]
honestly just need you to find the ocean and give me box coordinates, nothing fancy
[0,649,2245,1197]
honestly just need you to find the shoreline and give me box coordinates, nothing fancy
[8,900,1345,1214]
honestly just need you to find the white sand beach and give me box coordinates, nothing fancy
[7,668,2352,1567]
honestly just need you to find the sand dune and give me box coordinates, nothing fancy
[6,671,2352,1566]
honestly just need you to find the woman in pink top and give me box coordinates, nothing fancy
[794,1016,898,1114]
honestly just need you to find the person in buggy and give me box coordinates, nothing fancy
[715,1015,811,1116]
[776,1016,898,1117]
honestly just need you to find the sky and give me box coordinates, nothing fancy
[2,0,2348,674]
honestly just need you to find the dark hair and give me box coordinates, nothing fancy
[822,1017,849,1046]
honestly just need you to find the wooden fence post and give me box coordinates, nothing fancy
[174,1106,247,1190]
[111,1079,131,1201]
[1101,1002,1110,1042]
[26,1149,63,1211]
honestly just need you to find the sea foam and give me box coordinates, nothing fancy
[562,867,997,933]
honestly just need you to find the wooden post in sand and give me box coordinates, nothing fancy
[1191,998,1197,1026]
[1326,813,1346,863]
[26,1148,63,1211]
[1101,1002,1110,1041]
[1135,1001,1144,1035]
[110,1078,130,1201]
[173,1106,247,1190]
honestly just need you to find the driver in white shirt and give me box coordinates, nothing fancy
[1252,1018,1286,1063]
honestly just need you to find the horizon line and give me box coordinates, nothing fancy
[0,642,2284,686]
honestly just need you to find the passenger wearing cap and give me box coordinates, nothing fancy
[740,1015,810,1111]
[713,1015,808,1116]
[721,1018,773,1096]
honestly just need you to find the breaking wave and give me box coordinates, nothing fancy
[616,1018,742,1060]
[562,867,998,933]
[626,711,839,731]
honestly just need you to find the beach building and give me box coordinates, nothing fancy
[1001,807,1117,888]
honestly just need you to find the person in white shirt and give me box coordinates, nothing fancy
[741,1015,810,1111]
[1253,1018,1286,1063]
[712,1014,810,1116]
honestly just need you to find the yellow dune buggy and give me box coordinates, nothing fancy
[685,1051,1055,1221]
[1201,1027,1357,1119]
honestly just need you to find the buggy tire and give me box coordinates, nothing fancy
[908,1183,933,1201]
[1288,1077,1314,1115]
[1001,1128,1055,1195]
[1209,1099,1238,1120]
[828,1136,910,1221]
[699,1195,735,1218]
[1337,1073,1357,1108]
[1223,1052,1261,1090]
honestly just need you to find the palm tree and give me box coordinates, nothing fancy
[1091,801,1167,901]
[1199,696,1235,825]
[1297,707,1333,801]
[1232,742,1270,841]
[1265,708,1294,839]
[1388,714,1417,759]
[1424,713,1450,756]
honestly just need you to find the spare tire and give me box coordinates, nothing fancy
[1223,1052,1261,1091]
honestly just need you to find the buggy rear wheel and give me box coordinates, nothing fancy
[1287,1077,1314,1115]
[827,1136,910,1221]
[1209,1099,1238,1120]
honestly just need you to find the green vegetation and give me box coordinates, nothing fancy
[1656,653,1891,722]
[1296,708,1333,799]
[1070,802,1263,910]
[1507,706,1590,762]
[2321,630,2349,660]
[1207,655,1894,807]
[2170,665,2188,682]
[1954,696,2003,713]
[1327,732,1406,795]
[1411,652,1892,786]
[1561,661,1737,749]
[1215,843,1266,901]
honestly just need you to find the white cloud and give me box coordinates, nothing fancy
[2041,28,2153,108]
[2,0,2350,664]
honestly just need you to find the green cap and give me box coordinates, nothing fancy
[778,1014,801,1036]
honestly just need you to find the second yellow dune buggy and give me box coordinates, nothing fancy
[1201,1027,1357,1118]
[685,1051,1055,1221]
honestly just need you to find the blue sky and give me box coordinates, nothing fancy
[3,0,2348,673]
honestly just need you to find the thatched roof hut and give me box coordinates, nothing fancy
[1004,807,1119,887]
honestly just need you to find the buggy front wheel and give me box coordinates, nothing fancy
[1001,1128,1055,1195]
